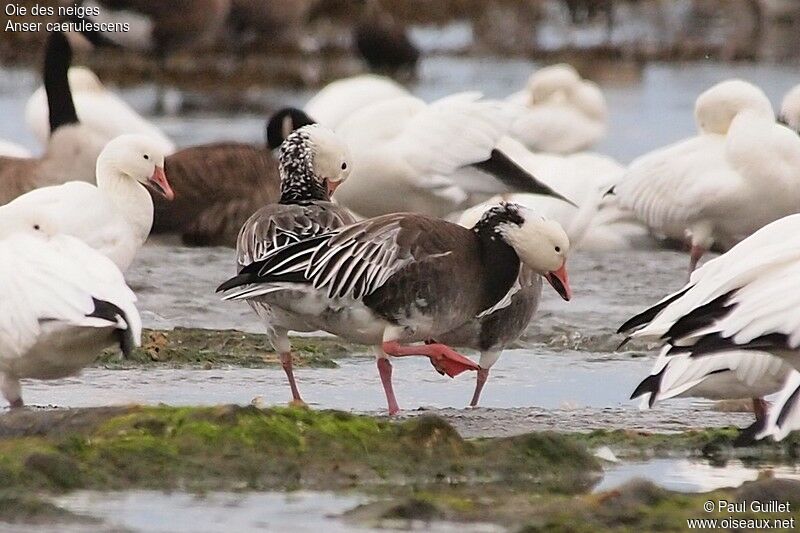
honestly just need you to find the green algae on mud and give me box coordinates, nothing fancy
[345,478,800,532]
[96,328,370,369]
[0,406,599,498]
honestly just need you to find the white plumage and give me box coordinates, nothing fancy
[0,140,32,159]
[0,134,173,271]
[26,67,176,155]
[303,74,410,130]
[0,221,141,407]
[332,92,521,217]
[614,79,800,271]
[507,64,607,154]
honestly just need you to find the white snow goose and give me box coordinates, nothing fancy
[0,134,174,271]
[0,27,113,204]
[25,66,176,155]
[612,79,800,273]
[149,109,313,247]
[618,213,800,441]
[506,64,608,154]
[271,99,575,218]
[218,202,572,415]
[0,214,141,408]
[0,141,31,159]
[228,124,355,406]
[303,75,409,130]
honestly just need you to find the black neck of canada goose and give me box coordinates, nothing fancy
[44,31,78,134]
[471,205,524,310]
[278,130,329,204]
[266,107,316,151]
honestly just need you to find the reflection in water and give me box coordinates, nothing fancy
[596,458,800,493]
[51,491,369,533]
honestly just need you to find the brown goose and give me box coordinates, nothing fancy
[151,108,313,246]
[0,28,111,205]
[225,124,355,405]
[219,202,572,415]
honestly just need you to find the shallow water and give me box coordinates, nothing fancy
[597,458,800,493]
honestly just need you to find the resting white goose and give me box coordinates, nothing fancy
[0,140,31,159]
[613,79,800,272]
[25,66,176,155]
[0,214,141,408]
[0,134,174,271]
[327,93,572,218]
[618,213,800,440]
[456,137,648,251]
[303,74,409,130]
[219,203,571,415]
[507,64,607,154]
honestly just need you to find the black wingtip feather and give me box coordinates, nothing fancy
[216,273,254,293]
[734,419,765,447]
[617,286,691,335]
[630,367,665,408]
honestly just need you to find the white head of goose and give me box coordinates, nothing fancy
[219,202,571,415]
[277,124,352,203]
[1,134,173,272]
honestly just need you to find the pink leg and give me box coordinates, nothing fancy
[9,398,23,409]
[382,341,480,378]
[689,245,705,274]
[752,397,768,421]
[377,358,400,415]
[280,352,306,407]
[469,368,490,407]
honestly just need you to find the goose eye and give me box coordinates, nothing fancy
[143,154,150,160]
[33,224,40,230]
[341,162,347,170]
[554,246,561,252]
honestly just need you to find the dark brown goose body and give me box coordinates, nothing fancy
[153,143,279,246]
[354,0,419,74]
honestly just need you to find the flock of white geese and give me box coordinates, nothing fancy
[2,26,800,444]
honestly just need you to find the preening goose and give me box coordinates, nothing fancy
[25,66,175,154]
[294,94,574,218]
[303,75,409,130]
[219,202,572,415]
[229,125,355,406]
[613,79,800,273]
[0,29,111,205]
[0,134,174,271]
[507,64,607,154]
[0,141,31,159]
[0,214,141,408]
[618,214,800,440]
[150,109,314,247]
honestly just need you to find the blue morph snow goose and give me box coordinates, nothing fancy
[619,214,800,441]
[0,214,141,408]
[228,124,355,406]
[219,203,571,415]
[613,79,800,273]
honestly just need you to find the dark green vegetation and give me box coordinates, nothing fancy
[96,328,370,369]
[0,406,797,530]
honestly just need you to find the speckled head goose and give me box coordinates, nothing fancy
[227,124,355,406]
[219,202,572,415]
[0,213,141,408]
[618,213,800,441]
[0,27,113,204]
[267,101,576,218]
[612,79,798,274]
[0,134,173,271]
[150,108,314,247]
